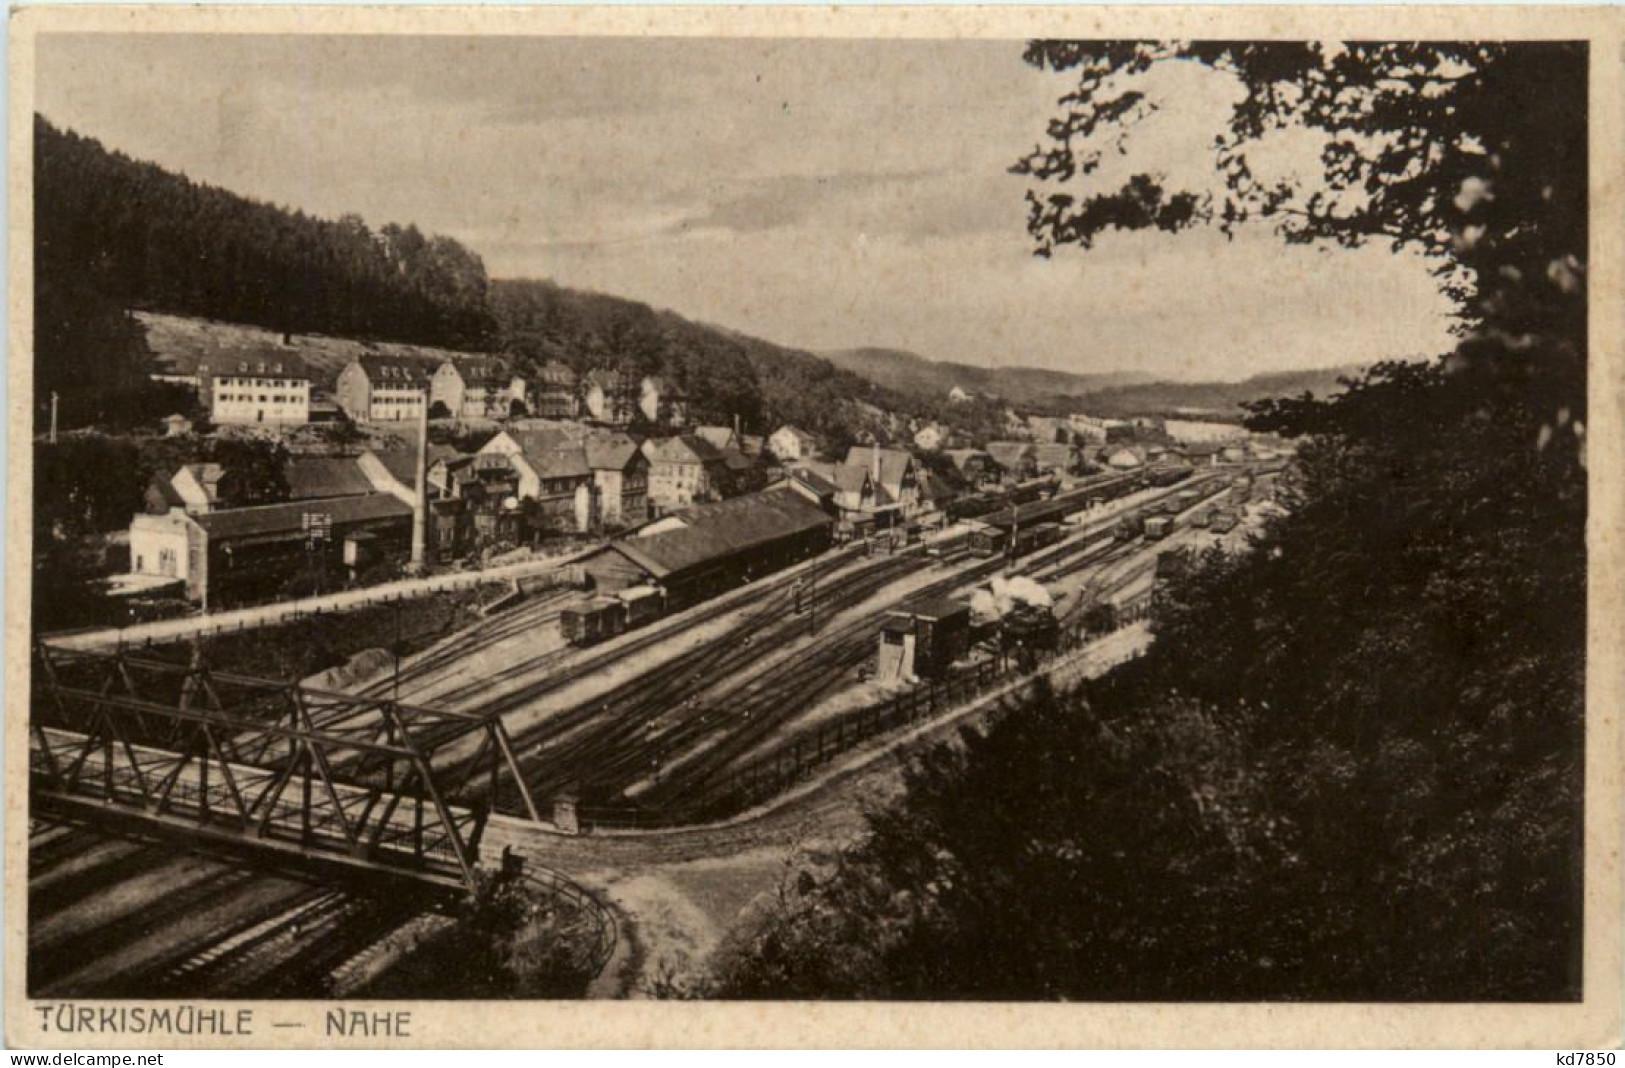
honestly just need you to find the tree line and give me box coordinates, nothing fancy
[35,116,951,448]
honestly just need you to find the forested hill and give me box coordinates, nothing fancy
[822,346,1153,405]
[32,117,904,440]
[490,278,936,443]
[35,116,496,348]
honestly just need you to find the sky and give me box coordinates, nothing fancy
[35,34,1459,381]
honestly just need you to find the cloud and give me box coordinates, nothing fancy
[668,170,942,236]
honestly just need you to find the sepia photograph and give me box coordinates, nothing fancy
[6,4,1621,1048]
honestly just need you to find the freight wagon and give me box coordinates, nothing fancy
[561,597,627,647]
[1144,516,1173,541]
[619,585,664,628]
[562,585,670,646]
[1211,511,1239,534]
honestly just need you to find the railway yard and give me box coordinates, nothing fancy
[28,461,1283,997]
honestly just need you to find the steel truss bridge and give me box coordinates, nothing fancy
[29,643,542,890]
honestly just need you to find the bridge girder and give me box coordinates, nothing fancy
[31,643,542,890]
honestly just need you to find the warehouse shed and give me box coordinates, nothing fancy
[581,486,834,605]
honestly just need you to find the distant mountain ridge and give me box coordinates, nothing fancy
[820,346,1154,405]
[824,344,1362,420]
[1055,365,1368,420]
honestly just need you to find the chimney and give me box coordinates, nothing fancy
[409,388,429,572]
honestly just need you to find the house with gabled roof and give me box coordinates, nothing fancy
[430,356,525,419]
[584,432,649,528]
[638,375,688,426]
[477,429,596,532]
[768,425,823,463]
[844,445,920,517]
[582,369,638,425]
[335,355,438,422]
[693,425,741,453]
[532,360,580,419]
[643,434,730,512]
[944,448,999,487]
[203,349,312,426]
[986,441,1039,482]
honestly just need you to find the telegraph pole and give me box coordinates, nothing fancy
[49,392,58,444]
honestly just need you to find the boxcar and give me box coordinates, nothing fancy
[967,523,1009,558]
[1012,521,1063,556]
[562,597,627,647]
[618,585,664,629]
[1144,516,1173,541]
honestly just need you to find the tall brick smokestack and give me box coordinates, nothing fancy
[410,387,428,571]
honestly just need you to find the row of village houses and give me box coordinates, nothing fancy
[175,346,694,428]
[123,412,1272,608]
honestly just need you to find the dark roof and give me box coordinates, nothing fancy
[501,428,577,460]
[206,346,312,381]
[366,448,422,485]
[584,435,643,471]
[446,356,510,387]
[916,469,962,503]
[719,446,757,472]
[781,468,839,499]
[426,444,466,467]
[284,457,377,500]
[147,476,185,508]
[908,596,970,622]
[358,354,438,385]
[647,435,726,465]
[536,360,578,385]
[791,461,869,497]
[195,494,411,541]
[523,448,592,480]
[613,487,832,580]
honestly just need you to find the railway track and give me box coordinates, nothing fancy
[27,818,454,999]
[474,478,1219,814]
[480,550,929,808]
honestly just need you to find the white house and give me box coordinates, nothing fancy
[128,510,207,600]
[768,425,822,463]
[334,356,435,422]
[912,423,946,451]
[430,357,525,420]
[203,354,311,426]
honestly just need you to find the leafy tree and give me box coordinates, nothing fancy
[717,40,1586,1001]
